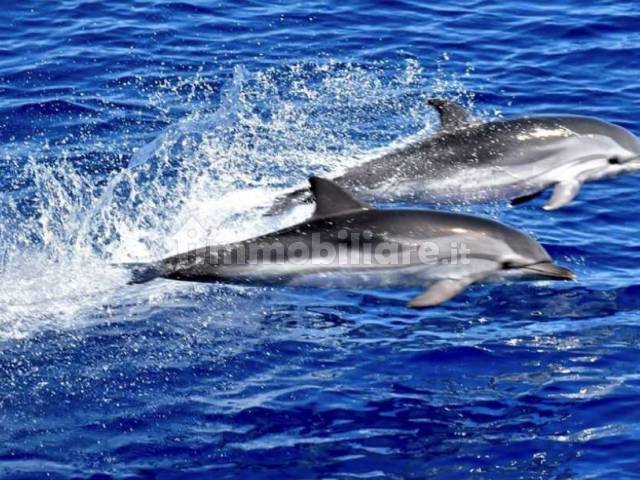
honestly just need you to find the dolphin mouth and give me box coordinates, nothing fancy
[522,262,576,281]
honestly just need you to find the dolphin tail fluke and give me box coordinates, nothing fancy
[121,262,162,285]
[264,187,313,216]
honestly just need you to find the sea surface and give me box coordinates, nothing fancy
[2,1,640,478]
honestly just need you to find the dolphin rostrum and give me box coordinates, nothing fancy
[127,177,575,307]
[268,99,640,213]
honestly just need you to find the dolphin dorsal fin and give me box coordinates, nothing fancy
[428,98,475,131]
[309,176,371,219]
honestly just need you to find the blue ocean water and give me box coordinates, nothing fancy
[2,0,640,478]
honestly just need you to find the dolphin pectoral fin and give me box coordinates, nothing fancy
[543,180,582,210]
[408,277,476,308]
[510,189,545,206]
[427,98,476,131]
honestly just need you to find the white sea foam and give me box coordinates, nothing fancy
[0,58,476,340]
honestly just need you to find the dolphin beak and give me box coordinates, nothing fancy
[624,157,640,172]
[522,262,576,281]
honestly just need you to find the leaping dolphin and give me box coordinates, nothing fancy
[268,99,640,213]
[127,177,574,307]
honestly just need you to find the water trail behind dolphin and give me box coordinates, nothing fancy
[0,59,479,340]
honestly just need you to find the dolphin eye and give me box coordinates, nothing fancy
[608,156,621,165]
[502,261,517,269]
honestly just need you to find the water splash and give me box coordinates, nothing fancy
[0,58,476,340]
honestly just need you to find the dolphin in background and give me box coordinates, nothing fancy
[268,99,640,213]
[127,177,574,307]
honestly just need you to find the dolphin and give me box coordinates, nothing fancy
[127,177,575,307]
[268,99,640,213]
